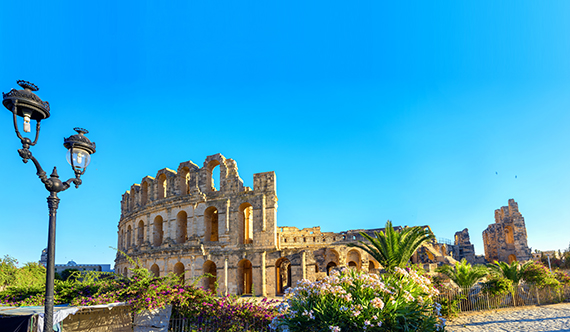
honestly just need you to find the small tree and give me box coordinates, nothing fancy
[347,220,435,272]
[0,256,18,290]
[437,259,488,288]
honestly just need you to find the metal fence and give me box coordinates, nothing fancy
[168,312,272,332]
[435,284,570,314]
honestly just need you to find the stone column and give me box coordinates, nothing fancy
[301,251,306,280]
[261,251,267,297]
[224,258,229,296]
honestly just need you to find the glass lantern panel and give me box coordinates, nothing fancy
[66,147,91,170]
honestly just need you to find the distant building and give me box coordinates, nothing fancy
[39,248,112,273]
[55,260,112,274]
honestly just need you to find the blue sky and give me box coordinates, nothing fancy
[1,1,569,267]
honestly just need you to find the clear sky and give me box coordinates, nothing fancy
[1,1,569,267]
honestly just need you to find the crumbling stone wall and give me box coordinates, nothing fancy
[116,154,455,297]
[482,199,532,263]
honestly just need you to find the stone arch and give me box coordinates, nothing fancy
[141,181,149,206]
[347,249,361,269]
[204,206,219,242]
[179,167,191,195]
[324,248,340,273]
[137,220,145,246]
[275,258,292,295]
[157,174,167,199]
[130,185,138,210]
[508,254,517,263]
[239,202,254,244]
[368,259,380,271]
[126,225,132,248]
[202,154,228,193]
[173,262,185,283]
[123,267,128,277]
[153,215,164,246]
[206,159,221,192]
[202,260,217,292]
[504,225,514,244]
[176,211,187,244]
[150,264,159,277]
[237,259,253,295]
[326,262,337,276]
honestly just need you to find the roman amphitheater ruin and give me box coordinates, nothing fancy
[482,199,532,263]
[116,153,477,296]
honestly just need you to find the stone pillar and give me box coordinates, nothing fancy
[225,200,230,234]
[166,207,173,241]
[224,258,229,296]
[301,251,306,280]
[262,194,266,232]
[261,251,267,297]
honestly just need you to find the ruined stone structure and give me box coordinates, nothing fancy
[115,154,455,296]
[482,199,532,263]
[448,229,486,264]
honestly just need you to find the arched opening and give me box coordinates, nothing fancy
[275,258,292,295]
[150,264,160,277]
[174,262,185,284]
[123,267,128,277]
[324,249,339,275]
[179,167,190,195]
[239,202,253,244]
[137,220,144,246]
[204,207,219,242]
[207,160,221,192]
[202,261,217,292]
[508,254,517,263]
[126,225,132,248]
[141,182,148,206]
[237,259,253,295]
[326,262,337,276]
[176,211,187,244]
[129,192,135,211]
[504,225,515,244]
[347,250,361,269]
[153,215,164,247]
[368,259,380,271]
[157,174,167,199]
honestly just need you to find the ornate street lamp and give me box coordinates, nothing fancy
[2,80,96,332]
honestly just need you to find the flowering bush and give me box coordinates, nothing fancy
[270,267,445,332]
[522,261,560,288]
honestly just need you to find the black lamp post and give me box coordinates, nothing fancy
[2,81,96,332]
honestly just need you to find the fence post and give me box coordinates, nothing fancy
[536,286,540,306]
[486,292,490,311]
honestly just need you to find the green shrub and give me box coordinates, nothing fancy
[482,277,513,296]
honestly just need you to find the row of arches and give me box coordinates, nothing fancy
[120,248,378,296]
[119,204,254,249]
[126,159,228,212]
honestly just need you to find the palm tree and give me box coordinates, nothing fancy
[437,259,488,288]
[347,220,435,272]
[487,260,533,285]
